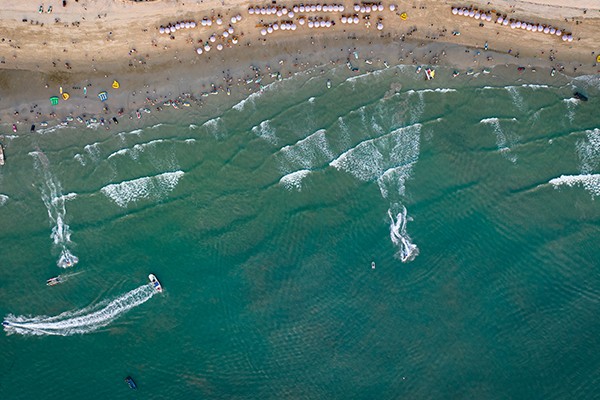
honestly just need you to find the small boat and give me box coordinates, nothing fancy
[2,321,11,327]
[452,71,460,78]
[30,124,36,132]
[124,376,137,390]
[326,79,331,89]
[574,92,588,102]
[551,68,556,77]
[136,111,141,119]
[47,276,62,286]
[12,124,17,133]
[112,117,119,124]
[416,66,422,74]
[0,143,4,166]
[371,261,376,269]
[148,274,163,292]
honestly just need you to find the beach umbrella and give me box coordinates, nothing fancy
[299,18,305,25]
[288,11,294,18]
[276,10,282,17]
[186,22,191,29]
[353,4,360,12]
[341,16,348,23]
[223,30,229,37]
[316,4,322,11]
[216,18,223,25]
[196,47,203,54]
[291,23,297,30]
[510,22,515,29]
[311,5,317,12]
[282,7,288,14]
[567,35,573,42]
[204,44,211,51]
[175,23,180,30]
[300,5,305,12]
[267,26,273,33]
[259,8,265,15]
[550,27,556,34]
[191,21,196,28]
[209,35,216,42]
[273,23,279,30]
[217,44,223,51]
[231,16,237,23]
[159,26,165,34]
[537,25,543,32]
[232,37,238,44]
[228,26,234,34]
[308,20,314,28]
[391,4,397,12]
[260,28,267,36]
[293,6,299,12]
[515,21,521,28]
[281,24,287,30]
[475,12,481,20]
[248,7,254,15]
[237,15,242,21]
[555,29,562,36]
[497,16,503,23]
[526,23,532,30]
[544,27,550,34]
[562,34,567,41]
[325,20,332,28]
[170,26,176,33]
[486,15,492,22]
[354,16,359,24]
[520,22,527,30]
[377,22,383,30]
[469,10,475,17]
[378,4,384,11]
[502,19,509,26]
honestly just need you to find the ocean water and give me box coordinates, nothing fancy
[1,65,599,398]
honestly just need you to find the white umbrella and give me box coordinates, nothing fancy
[544,27,550,34]
[353,16,359,24]
[486,15,492,22]
[390,5,397,12]
[502,19,509,26]
[191,21,196,28]
[341,16,348,23]
[175,23,181,30]
[228,26,234,34]
[216,18,223,25]
[231,17,237,24]
[555,29,562,36]
[311,5,317,12]
[377,22,383,30]
[293,6,299,12]
[248,7,254,15]
[526,24,532,30]
[339,5,345,12]
[206,20,212,26]
[325,20,332,28]
[273,23,279,30]
[515,21,521,28]
[217,44,223,51]
[196,47,203,54]
[267,26,273,33]
[282,7,288,14]
[365,6,371,13]
[308,20,314,28]
[159,26,165,34]
[496,16,502,23]
[288,11,294,18]
[360,6,366,13]
[185,22,191,29]
[276,10,282,17]
[170,26,176,33]
[354,4,360,12]
[550,28,556,34]
[260,28,267,36]
[567,35,573,42]
[299,18,306,25]
[300,5,306,12]
[562,34,567,41]
[291,24,297,30]
[236,15,242,22]
[537,25,543,32]
[469,10,475,17]
[232,37,238,44]
[204,44,211,51]
[317,4,322,11]
[209,35,216,42]
[378,4,384,11]
[223,31,229,37]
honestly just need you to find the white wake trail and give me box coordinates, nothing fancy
[29,151,79,268]
[388,207,419,263]
[4,284,157,336]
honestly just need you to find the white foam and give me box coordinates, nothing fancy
[84,142,101,161]
[480,117,518,162]
[563,98,579,123]
[279,170,312,191]
[29,151,79,268]
[506,86,525,111]
[388,207,419,262]
[521,84,549,89]
[577,128,600,174]
[549,174,600,197]
[0,194,8,207]
[308,97,316,103]
[189,124,198,129]
[36,125,71,135]
[107,139,165,160]
[3,284,157,336]
[101,170,184,207]
[377,163,416,199]
[406,88,457,94]
[232,80,279,111]
[278,129,334,171]
[74,154,86,166]
[330,123,421,182]
[251,120,278,145]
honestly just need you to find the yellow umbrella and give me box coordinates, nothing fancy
[400,12,408,20]
[596,54,600,63]
[112,80,120,89]
[62,92,70,100]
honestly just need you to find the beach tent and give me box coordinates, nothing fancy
[98,91,108,102]
[400,12,408,20]
[62,92,70,100]
[112,80,120,89]
[50,96,59,105]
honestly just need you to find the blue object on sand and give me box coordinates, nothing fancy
[98,91,108,102]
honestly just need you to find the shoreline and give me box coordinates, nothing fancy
[1,0,599,135]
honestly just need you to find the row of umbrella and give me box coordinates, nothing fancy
[352,3,385,13]
[340,15,362,24]
[159,14,242,34]
[451,7,573,41]
[249,4,346,16]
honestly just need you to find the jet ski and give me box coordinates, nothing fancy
[47,276,62,286]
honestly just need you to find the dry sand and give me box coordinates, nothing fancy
[0,0,598,129]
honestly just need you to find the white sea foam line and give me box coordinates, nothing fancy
[36,125,72,135]
[232,80,280,112]
[251,120,278,145]
[549,174,600,197]
[521,84,549,89]
[329,123,421,182]
[107,139,166,160]
[480,117,518,163]
[405,88,457,94]
[279,170,312,191]
[101,170,184,207]
[377,163,416,199]
[505,86,525,111]
[388,207,419,263]
[0,194,8,207]
[3,284,157,336]
[84,142,101,161]
[577,128,600,174]
[278,129,334,171]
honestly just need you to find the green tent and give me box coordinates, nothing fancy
[50,96,59,105]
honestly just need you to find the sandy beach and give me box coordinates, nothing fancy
[0,0,599,130]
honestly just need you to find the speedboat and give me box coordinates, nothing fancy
[148,274,163,292]
[0,143,5,166]
[47,276,62,286]
[124,376,137,389]
[425,68,435,80]
[2,321,10,327]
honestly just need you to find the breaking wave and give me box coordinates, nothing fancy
[0,194,8,207]
[576,128,600,174]
[101,170,184,207]
[279,170,311,191]
[3,284,157,336]
[480,117,518,162]
[251,120,278,145]
[549,174,600,197]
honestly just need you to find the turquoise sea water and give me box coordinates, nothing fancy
[1,65,599,399]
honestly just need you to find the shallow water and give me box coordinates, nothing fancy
[1,66,599,398]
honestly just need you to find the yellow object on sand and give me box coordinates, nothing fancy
[597,54,600,63]
[62,92,70,100]
[400,12,408,20]
[112,80,120,89]
[59,86,63,94]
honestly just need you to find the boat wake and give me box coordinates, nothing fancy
[29,151,79,268]
[388,206,419,263]
[3,284,156,336]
